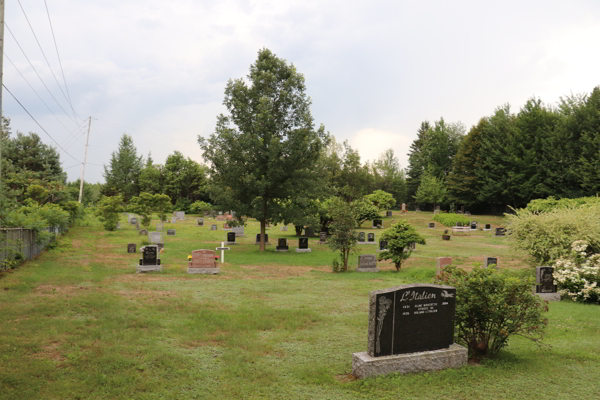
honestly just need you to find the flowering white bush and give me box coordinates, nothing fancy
[553,240,600,303]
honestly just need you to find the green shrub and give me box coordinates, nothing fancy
[95,195,125,231]
[525,196,600,214]
[435,266,548,361]
[377,221,426,271]
[433,213,471,227]
[553,240,600,303]
[189,201,212,214]
[506,202,600,265]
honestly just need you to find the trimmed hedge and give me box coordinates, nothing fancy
[433,213,471,227]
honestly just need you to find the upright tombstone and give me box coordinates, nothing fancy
[197,218,204,227]
[156,222,164,231]
[280,225,288,231]
[296,237,311,253]
[130,217,138,225]
[216,214,225,221]
[367,233,376,243]
[116,222,121,230]
[319,232,328,244]
[137,245,162,273]
[171,217,177,224]
[148,231,164,244]
[232,226,245,237]
[484,257,498,268]
[357,254,379,272]
[304,227,314,237]
[211,224,217,231]
[276,238,289,252]
[470,221,477,230]
[127,243,136,253]
[535,266,560,301]
[495,227,506,237]
[167,229,176,236]
[139,229,148,236]
[352,284,466,378]
[372,220,383,229]
[255,234,269,245]
[436,257,452,277]
[377,240,388,252]
[386,211,393,217]
[464,211,471,216]
[428,222,436,229]
[223,223,231,230]
[402,203,407,212]
[188,249,219,274]
[407,241,416,251]
[358,232,366,244]
[484,224,491,231]
[225,232,236,245]
[175,211,185,220]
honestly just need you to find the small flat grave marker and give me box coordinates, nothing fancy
[276,238,289,252]
[167,229,176,236]
[188,249,218,274]
[357,254,379,272]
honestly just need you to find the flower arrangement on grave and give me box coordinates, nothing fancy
[187,255,192,261]
[553,240,600,303]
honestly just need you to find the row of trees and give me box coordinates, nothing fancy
[407,87,600,211]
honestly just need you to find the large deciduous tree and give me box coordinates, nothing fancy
[198,48,327,251]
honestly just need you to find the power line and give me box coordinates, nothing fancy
[43,0,77,121]
[16,0,77,121]
[3,83,82,163]
[62,163,82,170]
[4,22,82,127]
[4,52,85,138]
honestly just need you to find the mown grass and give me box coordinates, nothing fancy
[1,211,599,399]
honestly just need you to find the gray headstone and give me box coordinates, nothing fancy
[171,217,177,224]
[232,226,245,237]
[211,224,217,230]
[167,229,176,236]
[127,243,136,253]
[357,254,379,272]
[386,211,393,217]
[156,223,164,231]
[197,218,204,226]
[280,226,288,231]
[148,232,164,244]
[139,229,148,235]
[130,217,137,225]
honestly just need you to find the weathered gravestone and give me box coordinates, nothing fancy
[156,223,164,231]
[116,222,121,230]
[225,232,236,245]
[296,237,311,253]
[386,211,393,217]
[372,220,383,229]
[304,227,314,237]
[276,238,289,252]
[135,221,140,229]
[211,224,217,230]
[428,222,435,229]
[167,229,176,236]
[368,233,376,243]
[357,254,379,272]
[188,249,219,274]
[137,245,162,273]
[484,257,498,268]
[197,218,204,226]
[232,226,245,237]
[174,211,185,220]
[484,224,491,231]
[139,229,148,236]
[255,234,269,245]
[402,203,407,211]
[280,225,288,231]
[352,284,467,378]
[319,232,327,244]
[223,223,231,230]
[535,266,560,301]
[358,232,366,244]
[127,243,136,253]
[171,217,177,224]
[377,240,388,252]
[495,227,506,237]
[470,221,477,230]
[216,215,226,221]
[148,231,164,246]
[464,211,471,216]
[436,257,452,277]
[130,217,137,225]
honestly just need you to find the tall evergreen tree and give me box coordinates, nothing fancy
[577,87,600,194]
[102,134,143,202]
[406,121,430,201]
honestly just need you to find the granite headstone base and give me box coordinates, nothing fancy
[296,248,312,253]
[137,265,163,273]
[188,267,220,274]
[352,344,467,379]
[356,266,380,272]
[536,292,561,301]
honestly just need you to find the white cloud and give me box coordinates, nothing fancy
[349,128,413,169]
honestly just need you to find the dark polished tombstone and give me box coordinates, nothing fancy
[211,224,217,230]
[197,218,204,226]
[536,266,557,293]
[127,243,136,253]
[139,229,148,235]
[304,227,314,237]
[367,233,375,243]
[167,229,176,236]
[484,224,491,230]
[484,257,498,268]
[276,238,289,251]
[358,232,366,243]
[138,245,161,272]
[428,222,435,229]
[372,220,383,229]
[378,240,388,251]
[386,211,393,217]
[226,232,236,244]
[299,237,309,249]
[368,284,456,357]
[470,222,477,230]
[255,233,269,245]
[130,217,137,225]
[495,227,506,236]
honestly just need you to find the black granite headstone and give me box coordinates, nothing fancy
[373,220,383,228]
[369,284,456,357]
[299,237,309,249]
[197,218,204,226]
[470,222,477,230]
[379,240,388,251]
[536,266,557,293]
[386,211,393,217]
[127,243,136,253]
[167,229,176,236]
[485,257,498,268]
[304,227,314,237]
[255,233,269,243]
[485,224,491,230]
[227,232,236,243]
[141,246,160,266]
[428,222,435,228]
[495,227,506,236]
[368,233,375,243]
[276,238,288,251]
[358,232,365,242]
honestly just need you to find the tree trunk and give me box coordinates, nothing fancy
[260,219,265,251]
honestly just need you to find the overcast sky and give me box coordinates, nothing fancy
[3,0,599,183]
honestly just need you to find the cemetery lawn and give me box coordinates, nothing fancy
[1,212,599,400]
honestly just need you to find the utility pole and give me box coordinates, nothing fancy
[0,0,5,193]
[78,117,91,203]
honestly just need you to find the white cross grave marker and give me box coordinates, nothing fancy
[216,242,230,264]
